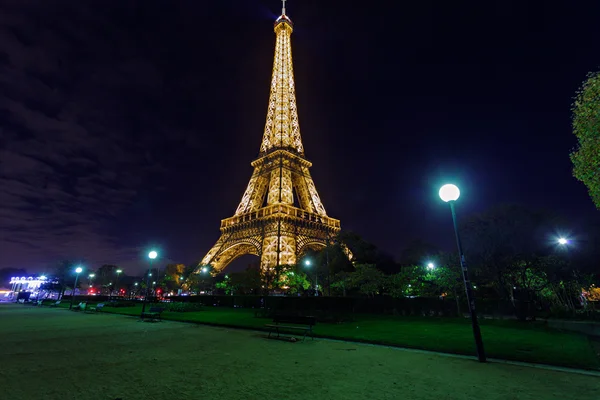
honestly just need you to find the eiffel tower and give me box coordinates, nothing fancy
[198,3,341,272]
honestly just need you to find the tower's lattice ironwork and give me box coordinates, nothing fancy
[197,7,341,273]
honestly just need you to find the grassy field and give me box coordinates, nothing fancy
[50,300,600,370]
[1,304,599,400]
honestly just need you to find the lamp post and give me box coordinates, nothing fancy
[304,259,318,296]
[141,250,158,316]
[115,269,122,297]
[69,267,83,310]
[427,262,435,270]
[439,183,486,362]
[88,273,95,295]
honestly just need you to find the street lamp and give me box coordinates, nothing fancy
[69,266,83,310]
[141,250,158,316]
[427,262,435,270]
[114,269,122,298]
[557,237,569,245]
[439,183,486,362]
[304,259,318,296]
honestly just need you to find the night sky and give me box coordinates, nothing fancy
[2,0,600,274]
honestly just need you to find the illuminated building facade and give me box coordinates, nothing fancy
[9,276,49,292]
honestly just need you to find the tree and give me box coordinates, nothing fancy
[571,71,600,208]
[186,264,216,294]
[398,239,440,267]
[331,271,353,297]
[348,264,385,297]
[216,266,262,295]
[310,242,354,295]
[460,204,562,300]
[162,263,186,292]
[337,231,378,264]
[432,253,465,314]
[95,264,120,295]
[52,260,79,299]
[262,264,311,294]
[337,230,401,275]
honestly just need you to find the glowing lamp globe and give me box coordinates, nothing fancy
[75,267,83,274]
[439,184,460,202]
[558,238,568,245]
[148,251,158,259]
[304,260,311,266]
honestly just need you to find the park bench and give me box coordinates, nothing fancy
[86,303,105,313]
[49,301,61,307]
[141,307,164,322]
[266,315,316,341]
[70,302,86,311]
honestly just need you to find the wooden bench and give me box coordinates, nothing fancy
[86,303,105,313]
[266,315,316,341]
[70,302,86,311]
[141,307,164,322]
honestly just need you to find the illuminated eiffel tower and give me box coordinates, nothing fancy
[198,3,341,272]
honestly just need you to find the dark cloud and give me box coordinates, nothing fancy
[0,1,200,271]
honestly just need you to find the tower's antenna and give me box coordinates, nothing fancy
[282,0,287,15]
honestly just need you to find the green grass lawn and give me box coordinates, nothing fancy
[3,304,599,400]
[52,301,600,370]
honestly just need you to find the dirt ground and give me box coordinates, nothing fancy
[0,304,598,400]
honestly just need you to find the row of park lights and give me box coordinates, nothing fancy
[67,186,482,360]
[69,249,202,316]
[68,250,161,312]
[72,183,553,363]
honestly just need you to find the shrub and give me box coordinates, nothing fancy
[164,302,204,312]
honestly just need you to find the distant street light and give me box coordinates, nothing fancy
[114,269,123,298]
[304,259,318,296]
[427,262,435,270]
[69,266,83,310]
[557,237,569,245]
[202,267,208,273]
[439,183,486,363]
[141,250,158,316]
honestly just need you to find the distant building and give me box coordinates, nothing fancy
[9,276,49,292]
[6,276,60,300]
